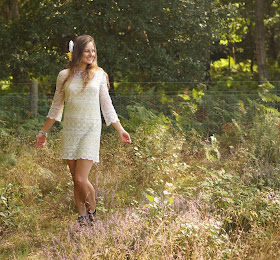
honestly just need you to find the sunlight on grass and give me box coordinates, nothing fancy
[1,108,280,259]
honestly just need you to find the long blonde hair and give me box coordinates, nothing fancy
[61,35,110,91]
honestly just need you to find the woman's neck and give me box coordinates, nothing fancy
[76,64,87,71]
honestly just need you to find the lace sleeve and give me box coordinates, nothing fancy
[47,70,67,122]
[99,72,120,126]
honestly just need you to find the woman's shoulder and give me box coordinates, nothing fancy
[95,67,107,76]
[56,69,70,84]
[95,68,109,84]
[94,67,106,76]
[58,69,70,79]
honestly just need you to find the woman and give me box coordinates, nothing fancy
[35,35,131,225]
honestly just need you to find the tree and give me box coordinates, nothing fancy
[0,0,215,91]
[255,0,269,82]
[1,0,19,21]
[213,0,280,82]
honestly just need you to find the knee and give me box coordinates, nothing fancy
[73,176,87,188]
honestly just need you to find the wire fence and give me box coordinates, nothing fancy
[1,81,280,134]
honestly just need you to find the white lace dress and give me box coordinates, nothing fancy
[47,69,119,162]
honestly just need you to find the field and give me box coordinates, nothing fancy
[1,104,280,259]
[1,0,280,258]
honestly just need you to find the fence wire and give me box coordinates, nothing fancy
[1,82,280,134]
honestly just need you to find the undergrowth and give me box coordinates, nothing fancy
[1,92,280,259]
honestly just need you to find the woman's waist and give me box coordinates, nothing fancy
[63,115,101,122]
[64,101,100,112]
[62,117,101,130]
[64,108,101,118]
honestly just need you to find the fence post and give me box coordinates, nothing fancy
[30,80,38,116]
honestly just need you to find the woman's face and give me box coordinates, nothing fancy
[80,41,96,66]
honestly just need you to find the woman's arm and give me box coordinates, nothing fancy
[112,121,131,144]
[35,70,67,148]
[35,118,56,148]
[99,71,131,143]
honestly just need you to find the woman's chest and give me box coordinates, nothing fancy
[65,77,99,101]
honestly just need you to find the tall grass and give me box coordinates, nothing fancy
[1,100,280,259]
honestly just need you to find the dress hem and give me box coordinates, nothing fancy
[47,116,62,122]
[106,119,120,126]
[61,157,99,163]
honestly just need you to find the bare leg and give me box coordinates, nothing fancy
[67,159,96,216]
[67,159,76,179]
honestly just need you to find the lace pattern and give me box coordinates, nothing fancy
[47,69,68,121]
[100,73,120,126]
[46,69,119,162]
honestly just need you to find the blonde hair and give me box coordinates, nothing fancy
[61,35,110,91]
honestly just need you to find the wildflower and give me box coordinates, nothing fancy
[66,52,73,61]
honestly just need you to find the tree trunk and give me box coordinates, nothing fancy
[268,26,277,60]
[204,1,212,87]
[255,0,269,83]
[205,41,211,88]
[248,22,255,73]
[3,0,19,21]
[3,0,21,83]
[266,1,277,60]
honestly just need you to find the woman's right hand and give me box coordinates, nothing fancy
[35,133,47,148]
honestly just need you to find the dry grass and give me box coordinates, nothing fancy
[1,123,280,259]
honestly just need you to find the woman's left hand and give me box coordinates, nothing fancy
[118,130,131,144]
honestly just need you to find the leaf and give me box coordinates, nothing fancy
[0,212,7,218]
[169,198,173,204]
[1,195,8,206]
[147,195,154,202]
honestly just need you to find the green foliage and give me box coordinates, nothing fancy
[0,96,61,137]
[171,88,206,134]
[125,104,163,130]
[198,167,280,233]
[210,58,259,91]
[216,2,249,53]
[1,108,280,258]
[144,192,174,220]
[212,0,280,83]
[0,183,23,231]
[0,0,215,86]
[247,113,280,164]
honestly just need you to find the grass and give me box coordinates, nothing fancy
[1,116,280,259]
